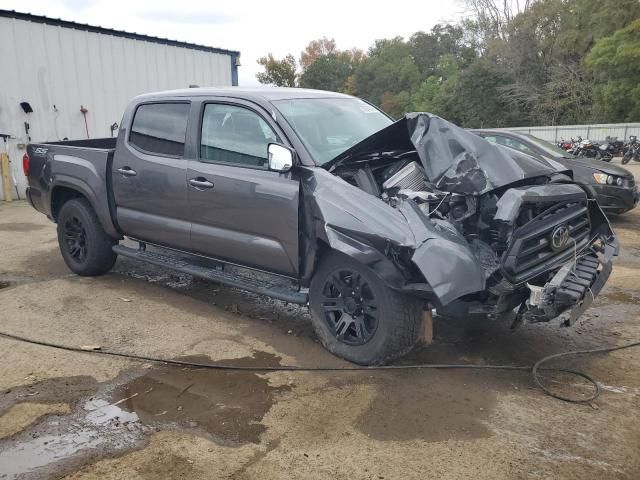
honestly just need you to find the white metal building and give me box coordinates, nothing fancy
[0,9,240,200]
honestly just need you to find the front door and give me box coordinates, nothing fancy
[187,101,300,276]
[112,101,191,250]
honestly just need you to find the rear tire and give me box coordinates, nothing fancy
[309,251,423,365]
[57,198,117,276]
[622,154,631,165]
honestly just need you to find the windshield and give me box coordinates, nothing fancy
[273,97,393,165]
[523,134,571,158]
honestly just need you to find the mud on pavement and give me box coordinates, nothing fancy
[1,185,640,479]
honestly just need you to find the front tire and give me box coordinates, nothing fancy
[57,198,117,276]
[309,251,423,365]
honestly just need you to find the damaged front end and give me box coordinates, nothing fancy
[305,112,616,326]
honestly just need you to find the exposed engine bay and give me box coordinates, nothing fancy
[323,113,618,326]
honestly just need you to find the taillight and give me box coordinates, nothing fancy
[22,152,30,176]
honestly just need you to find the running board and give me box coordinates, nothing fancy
[113,245,308,304]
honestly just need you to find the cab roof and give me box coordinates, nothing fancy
[134,87,351,103]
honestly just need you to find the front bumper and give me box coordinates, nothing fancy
[592,184,638,214]
[520,234,616,325]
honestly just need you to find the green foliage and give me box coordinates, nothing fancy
[256,54,297,87]
[298,54,354,92]
[351,38,421,117]
[585,19,640,121]
[256,0,640,125]
[409,24,476,77]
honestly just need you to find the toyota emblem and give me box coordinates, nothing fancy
[550,224,570,251]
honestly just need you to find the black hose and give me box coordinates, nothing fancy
[0,331,638,404]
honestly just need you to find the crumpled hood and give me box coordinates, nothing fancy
[328,112,565,195]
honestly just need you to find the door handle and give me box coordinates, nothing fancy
[117,167,137,177]
[189,177,214,189]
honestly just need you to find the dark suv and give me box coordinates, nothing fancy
[25,88,617,364]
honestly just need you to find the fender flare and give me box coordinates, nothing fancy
[49,177,120,238]
[320,226,407,289]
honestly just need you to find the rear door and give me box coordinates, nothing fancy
[113,101,191,250]
[186,99,300,276]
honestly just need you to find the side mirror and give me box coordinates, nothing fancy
[268,143,293,172]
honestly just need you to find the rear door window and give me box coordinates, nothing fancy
[129,103,190,157]
[200,104,278,168]
[482,134,536,156]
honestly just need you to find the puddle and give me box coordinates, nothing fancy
[0,352,290,478]
[0,223,45,233]
[0,376,99,415]
[0,399,145,479]
[115,352,290,445]
[0,281,9,290]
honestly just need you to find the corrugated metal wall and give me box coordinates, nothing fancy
[495,123,640,144]
[0,15,235,200]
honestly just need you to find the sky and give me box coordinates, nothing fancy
[0,0,465,86]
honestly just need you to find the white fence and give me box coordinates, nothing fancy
[495,123,640,143]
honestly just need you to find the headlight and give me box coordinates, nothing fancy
[593,173,609,184]
[593,172,624,186]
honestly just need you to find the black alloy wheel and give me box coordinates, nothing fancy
[56,198,117,276]
[309,251,423,365]
[319,268,379,346]
[63,216,88,262]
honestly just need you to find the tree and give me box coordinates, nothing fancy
[298,38,365,92]
[554,0,640,62]
[299,55,354,92]
[409,24,476,77]
[462,0,533,41]
[351,38,421,117]
[585,19,640,122]
[256,0,640,125]
[411,55,463,120]
[456,59,525,127]
[256,54,297,87]
[300,37,338,70]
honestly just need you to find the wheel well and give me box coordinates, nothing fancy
[51,187,84,220]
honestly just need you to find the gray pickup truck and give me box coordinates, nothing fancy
[25,87,617,364]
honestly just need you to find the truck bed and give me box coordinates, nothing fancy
[44,138,117,149]
[26,138,120,238]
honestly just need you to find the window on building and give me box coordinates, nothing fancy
[200,104,278,168]
[129,103,190,157]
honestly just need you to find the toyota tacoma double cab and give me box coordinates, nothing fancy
[25,87,617,365]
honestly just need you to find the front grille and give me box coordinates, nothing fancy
[503,200,591,282]
[623,176,635,188]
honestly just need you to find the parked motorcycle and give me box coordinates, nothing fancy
[558,138,574,151]
[596,139,616,161]
[622,135,640,165]
[573,138,613,161]
[605,136,625,155]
